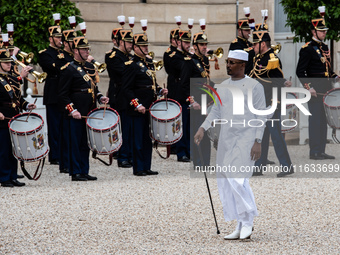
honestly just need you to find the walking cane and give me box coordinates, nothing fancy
[196,143,220,235]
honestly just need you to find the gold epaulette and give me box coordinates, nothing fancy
[302,42,311,49]
[184,57,191,60]
[265,53,280,70]
[106,50,112,54]
[231,38,238,43]
[169,51,176,58]
[57,53,64,59]
[109,51,116,58]
[244,47,252,52]
[39,49,47,54]
[125,60,133,65]
[60,62,70,70]
[165,48,171,53]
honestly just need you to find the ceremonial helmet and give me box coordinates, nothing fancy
[252,30,271,43]
[193,19,209,44]
[62,29,77,42]
[48,26,62,37]
[117,29,133,43]
[179,30,191,42]
[237,18,251,30]
[311,6,328,31]
[73,36,90,49]
[111,27,122,40]
[193,32,209,44]
[0,49,12,62]
[133,33,148,46]
[170,28,180,41]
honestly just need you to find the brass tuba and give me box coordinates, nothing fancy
[271,43,281,54]
[207,47,224,60]
[148,51,164,71]
[91,59,107,73]
[14,59,47,83]
[17,50,34,64]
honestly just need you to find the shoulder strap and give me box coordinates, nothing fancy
[68,61,93,87]
[0,76,16,100]
[191,58,208,77]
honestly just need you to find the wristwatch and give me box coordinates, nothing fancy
[255,138,262,144]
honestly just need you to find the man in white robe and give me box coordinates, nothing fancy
[194,50,267,240]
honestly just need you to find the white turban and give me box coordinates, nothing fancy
[227,50,248,61]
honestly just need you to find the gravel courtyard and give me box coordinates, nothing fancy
[1,144,339,254]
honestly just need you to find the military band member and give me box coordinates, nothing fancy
[179,29,212,167]
[229,18,255,75]
[39,25,63,165]
[55,29,77,174]
[58,37,109,181]
[168,30,192,162]
[0,48,36,187]
[296,15,338,160]
[163,28,180,100]
[122,32,168,176]
[249,29,294,177]
[106,29,134,168]
[105,27,122,109]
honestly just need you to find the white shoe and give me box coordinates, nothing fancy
[224,229,240,240]
[240,225,253,239]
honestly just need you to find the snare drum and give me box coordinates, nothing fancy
[86,107,122,155]
[323,88,340,129]
[8,112,49,162]
[149,99,182,145]
[281,92,298,133]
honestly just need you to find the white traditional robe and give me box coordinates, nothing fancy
[201,76,267,224]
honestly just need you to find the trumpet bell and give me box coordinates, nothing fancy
[154,60,164,71]
[18,51,34,64]
[148,51,155,59]
[271,43,282,54]
[93,61,107,73]
[32,70,47,83]
[208,47,224,60]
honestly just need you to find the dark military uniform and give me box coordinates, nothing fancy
[54,29,77,173]
[122,42,162,175]
[296,21,337,158]
[250,30,293,176]
[58,37,104,178]
[39,26,63,164]
[179,32,212,167]
[229,18,255,75]
[0,50,29,185]
[105,29,133,167]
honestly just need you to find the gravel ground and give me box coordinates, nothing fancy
[1,144,339,255]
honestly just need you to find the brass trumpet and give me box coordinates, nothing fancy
[17,50,34,64]
[14,59,47,83]
[91,59,107,73]
[207,47,224,60]
[271,43,281,54]
[148,51,164,71]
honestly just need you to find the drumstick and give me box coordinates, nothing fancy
[25,98,37,121]
[163,83,168,110]
[81,116,103,120]
[146,109,167,112]
[4,117,27,122]
[103,103,107,118]
[317,92,335,97]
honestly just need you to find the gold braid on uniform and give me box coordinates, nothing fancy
[84,65,100,83]
[249,53,283,83]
